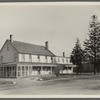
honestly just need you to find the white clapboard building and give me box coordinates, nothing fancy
[0,35,76,78]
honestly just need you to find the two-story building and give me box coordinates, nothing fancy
[0,35,76,78]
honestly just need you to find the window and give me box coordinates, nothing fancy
[58,58,60,62]
[45,56,48,62]
[66,59,68,63]
[51,57,53,63]
[1,56,3,62]
[29,55,32,62]
[62,59,64,63]
[45,56,47,59]
[7,44,9,51]
[37,55,40,59]
[14,53,17,62]
[22,54,25,61]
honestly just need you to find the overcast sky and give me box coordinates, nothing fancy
[0,3,100,57]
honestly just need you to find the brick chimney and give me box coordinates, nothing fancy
[45,41,48,49]
[10,35,13,42]
[63,52,65,57]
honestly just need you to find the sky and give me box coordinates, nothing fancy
[0,3,100,57]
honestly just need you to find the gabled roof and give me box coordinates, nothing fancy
[10,40,55,56]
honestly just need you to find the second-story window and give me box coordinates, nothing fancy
[66,59,68,63]
[1,56,3,63]
[45,56,47,59]
[51,57,53,63]
[58,58,60,62]
[22,54,25,61]
[37,55,40,59]
[37,55,40,62]
[45,56,48,62]
[29,55,32,62]
[14,53,17,62]
[62,58,64,63]
[7,44,9,51]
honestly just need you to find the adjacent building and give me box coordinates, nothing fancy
[0,35,76,78]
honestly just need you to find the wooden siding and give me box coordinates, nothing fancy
[0,41,18,64]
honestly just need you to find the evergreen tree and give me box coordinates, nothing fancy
[70,38,84,74]
[84,15,100,74]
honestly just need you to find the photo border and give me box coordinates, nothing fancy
[0,1,100,100]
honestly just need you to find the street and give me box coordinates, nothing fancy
[0,76,100,95]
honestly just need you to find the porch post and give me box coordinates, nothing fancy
[29,66,32,76]
[20,66,22,77]
[28,66,29,76]
[16,65,18,78]
[41,66,43,75]
[24,66,26,77]
[2,66,4,77]
[30,66,32,76]
[72,66,73,73]
[5,66,7,78]
[51,66,52,74]
[67,65,68,74]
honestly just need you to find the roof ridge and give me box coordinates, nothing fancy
[13,40,43,47]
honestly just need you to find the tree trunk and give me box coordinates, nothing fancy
[79,63,83,74]
[76,65,79,75]
[94,63,97,75]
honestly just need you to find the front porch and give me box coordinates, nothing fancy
[17,65,56,77]
[0,63,57,78]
